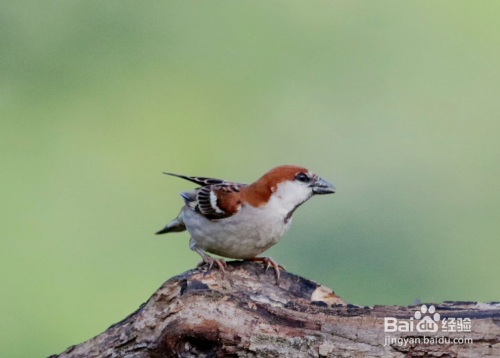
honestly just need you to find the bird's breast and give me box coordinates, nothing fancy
[183,203,292,259]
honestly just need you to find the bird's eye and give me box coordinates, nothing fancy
[295,172,309,182]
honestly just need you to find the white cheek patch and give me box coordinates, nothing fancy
[210,190,224,214]
[269,181,313,214]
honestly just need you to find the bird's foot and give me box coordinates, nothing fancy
[247,257,286,285]
[197,255,227,278]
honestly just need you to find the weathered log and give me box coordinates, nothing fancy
[51,261,500,358]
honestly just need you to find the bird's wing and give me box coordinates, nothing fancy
[181,183,247,221]
[164,172,229,186]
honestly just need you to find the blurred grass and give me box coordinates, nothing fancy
[1,1,500,357]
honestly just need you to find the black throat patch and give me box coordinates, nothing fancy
[284,204,300,224]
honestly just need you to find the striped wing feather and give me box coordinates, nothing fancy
[163,172,228,186]
[196,184,244,220]
[166,172,246,221]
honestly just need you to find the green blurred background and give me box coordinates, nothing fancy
[1,1,500,357]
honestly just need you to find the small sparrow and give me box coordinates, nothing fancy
[156,165,335,283]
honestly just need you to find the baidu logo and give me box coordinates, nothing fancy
[414,305,440,332]
[384,305,473,346]
[385,305,442,333]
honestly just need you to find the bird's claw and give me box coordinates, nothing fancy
[198,255,227,278]
[249,257,285,285]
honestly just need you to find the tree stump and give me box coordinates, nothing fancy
[50,261,500,358]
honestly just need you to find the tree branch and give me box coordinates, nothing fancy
[50,261,500,358]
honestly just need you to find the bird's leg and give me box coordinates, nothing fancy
[247,257,286,284]
[190,238,227,278]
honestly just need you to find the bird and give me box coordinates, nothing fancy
[156,165,335,283]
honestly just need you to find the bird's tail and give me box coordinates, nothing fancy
[155,210,186,235]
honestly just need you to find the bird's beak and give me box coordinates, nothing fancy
[311,177,336,194]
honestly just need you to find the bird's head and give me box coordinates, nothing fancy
[248,165,335,213]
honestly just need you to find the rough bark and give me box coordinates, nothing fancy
[51,261,500,358]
